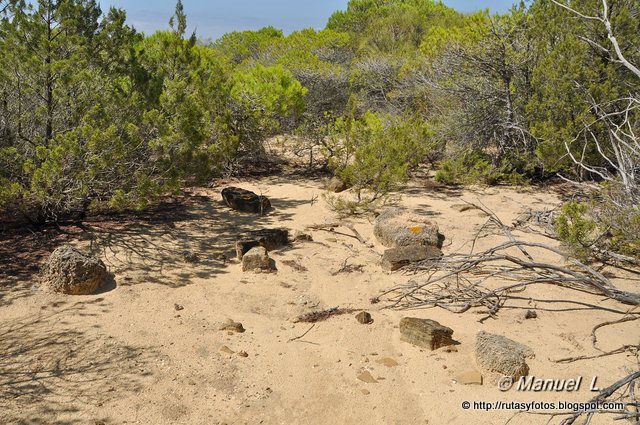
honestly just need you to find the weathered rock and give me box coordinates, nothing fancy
[237,351,249,358]
[327,177,348,193]
[374,208,444,249]
[381,245,442,271]
[356,311,373,324]
[235,228,289,260]
[41,245,109,295]
[292,230,313,242]
[525,310,538,319]
[222,187,271,214]
[455,369,483,385]
[474,331,534,380]
[174,303,184,311]
[242,247,275,272]
[399,318,455,350]
[357,371,378,384]
[219,319,245,333]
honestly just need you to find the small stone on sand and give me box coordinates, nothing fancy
[357,371,378,384]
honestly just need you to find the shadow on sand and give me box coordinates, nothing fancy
[0,190,310,303]
[0,299,158,424]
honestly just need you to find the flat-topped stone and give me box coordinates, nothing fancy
[222,187,271,214]
[374,208,444,249]
[235,228,289,260]
[400,317,455,350]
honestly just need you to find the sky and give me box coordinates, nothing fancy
[102,0,518,41]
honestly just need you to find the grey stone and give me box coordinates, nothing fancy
[474,331,534,380]
[242,247,275,272]
[400,318,455,350]
[374,208,444,249]
[381,245,442,271]
[222,187,271,214]
[41,245,109,295]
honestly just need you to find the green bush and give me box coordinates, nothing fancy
[555,201,597,259]
[327,112,432,212]
[435,150,528,186]
[556,194,640,260]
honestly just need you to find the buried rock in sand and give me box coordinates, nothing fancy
[355,311,373,324]
[242,247,276,272]
[235,228,290,260]
[357,371,378,384]
[454,369,483,385]
[381,245,442,271]
[219,319,246,333]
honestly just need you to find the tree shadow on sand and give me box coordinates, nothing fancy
[1,191,310,294]
[74,192,309,287]
[0,299,159,425]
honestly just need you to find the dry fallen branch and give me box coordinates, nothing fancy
[512,207,558,238]
[377,239,640,312]
[377,206,640,313]
[513,206,640,269]
[555,315,640,364]
[294,307,356,324]
[331,256,365,275]
[288,323,316,343]
[306,222,369,246]
[505,371,640,425]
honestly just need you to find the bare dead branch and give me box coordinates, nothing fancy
[293,307,356,324]
[306,221,370,246]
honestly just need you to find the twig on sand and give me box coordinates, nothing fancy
[294,307,356,324]
[288,323,316,343]
[306,222,369,246]
[331,256,365,275]
[554,314,640,363]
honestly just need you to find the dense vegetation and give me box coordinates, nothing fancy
[1,0,638,257]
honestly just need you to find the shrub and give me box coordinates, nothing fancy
[555,201,597,259]
[326,112,432,213]
[555,192,640,260]
[435,150,528,186]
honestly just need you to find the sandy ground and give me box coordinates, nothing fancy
[1,175,639,425]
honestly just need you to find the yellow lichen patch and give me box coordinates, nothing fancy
[409,226,423,234]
